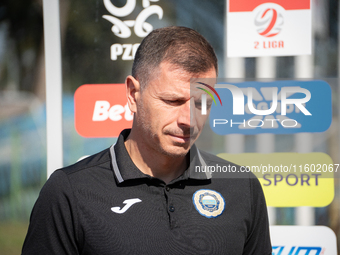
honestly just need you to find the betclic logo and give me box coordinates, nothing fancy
[74,84,132,137]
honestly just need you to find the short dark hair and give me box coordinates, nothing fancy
[132,26,218,88]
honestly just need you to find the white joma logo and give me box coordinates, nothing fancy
[111,198,142,214]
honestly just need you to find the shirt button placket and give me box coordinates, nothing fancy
[164,185,177,228]
[165,186,174,212]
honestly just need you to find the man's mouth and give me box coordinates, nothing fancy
[169,134,191,143]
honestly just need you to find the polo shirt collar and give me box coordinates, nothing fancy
[110,129,211,184]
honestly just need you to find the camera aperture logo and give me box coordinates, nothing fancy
[196,82,222,115]
[204,80,332,135]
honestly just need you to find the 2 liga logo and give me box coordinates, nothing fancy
[255,4,284,38]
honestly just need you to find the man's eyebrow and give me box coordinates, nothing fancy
[160,92,189,99]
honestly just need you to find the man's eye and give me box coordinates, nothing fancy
[165,100,182,105]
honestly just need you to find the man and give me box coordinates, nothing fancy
[22,26,271,254]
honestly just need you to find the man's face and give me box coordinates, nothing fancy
[134,61,216,158]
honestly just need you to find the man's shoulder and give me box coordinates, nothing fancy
[197,149,257,179]
[199,150,240,167]
[58,147,112,176]
[43,147,115,196]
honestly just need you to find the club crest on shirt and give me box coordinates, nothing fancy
[192,189,225,218]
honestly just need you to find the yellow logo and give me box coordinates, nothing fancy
[217,153,334,207]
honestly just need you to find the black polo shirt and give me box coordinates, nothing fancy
[22,129,271,255]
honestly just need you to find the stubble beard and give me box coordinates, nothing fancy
[137,99,196,159]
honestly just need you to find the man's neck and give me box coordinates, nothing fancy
[124,131,188,184]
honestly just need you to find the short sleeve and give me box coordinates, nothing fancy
[22,170,80,255]
[243,176,272,255]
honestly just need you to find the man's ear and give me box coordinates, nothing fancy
[125,75,140,113]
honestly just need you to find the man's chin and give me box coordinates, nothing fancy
[160,144,191,158]
[159,134,198,158]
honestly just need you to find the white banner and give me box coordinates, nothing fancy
[270,226,337,255]
[227,0,311,57]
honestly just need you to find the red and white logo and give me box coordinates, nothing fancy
[254,6,284,37]
[74,84,132,138]
[227,0,311,57]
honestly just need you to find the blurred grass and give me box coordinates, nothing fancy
[0,221,28,255]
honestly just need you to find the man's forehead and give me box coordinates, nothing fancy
[158,61,216,77]
[145,61,217,95]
